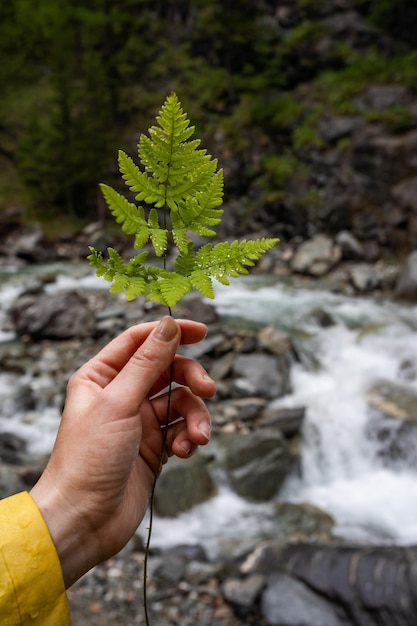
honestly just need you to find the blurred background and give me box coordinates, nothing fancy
[1,0,417,253]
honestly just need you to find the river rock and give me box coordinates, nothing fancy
[154,454,216,517]
[231,353,291,399]
[257,325,291,356]
[395,249,417,301]
[153,544,207,583]
[291,234,342,277]
[243,540,417,626]
[12,290,96,340]
[366,380,417,466]
[349,263,380,292]
[335,230,363,260]
[259,404,305,437]
[261,572,346,626]
[222,574,265,612]
[223,428,293,501]
[5,226,51,262]
[270,502,335,542]
[367,380,417,422]
[0,432,27,465]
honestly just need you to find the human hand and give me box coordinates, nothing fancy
[30,316,216,588]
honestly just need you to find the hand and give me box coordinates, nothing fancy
[30,316,216,588]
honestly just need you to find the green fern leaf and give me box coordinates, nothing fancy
[125,276,148,301]
[148,208,168,256]
[90,93,279,307]
[174,243,196,275]
[119,150,166,207]
[99,184,146,237]
[158,273,193,308]
[173,170,224,240]
[190,269,215,299]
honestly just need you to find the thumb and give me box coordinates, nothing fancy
[105,316,181,407]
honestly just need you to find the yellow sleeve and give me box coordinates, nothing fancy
[0,491,70,626]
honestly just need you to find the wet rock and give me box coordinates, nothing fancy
[230,397,267,422]
[251,542,417,626]
[154,455,216,517]
[261,572,347,626]
[231,353,291,399]
[395,250,417,301]
[309,308,336,327]
[349,263,380,292]
[12,383,37,412]
[366,380,417,466]
[0,432,27,465]
[12,290,96,340]
[258,404,305,437]
[257,326,291,356]
[368,380,417,422]
[223,574,265,612]
[270,502,335,542]
[4,226,51,262]
[291,235,342,277]
[224,428,293,501]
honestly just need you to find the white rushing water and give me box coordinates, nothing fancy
[2,267,417,549]
[210,277,417,546]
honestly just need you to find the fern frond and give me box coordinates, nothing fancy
[172,170,224,242]
[190,269,215,299]
[91,93,279,306]
[191,238,279,289]
[148,208,168,256]
[138,94,219,211]
[157,273,193,308]
[119,150,166,207]
[174,243,196,275]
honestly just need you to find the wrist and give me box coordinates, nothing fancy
[30,472,96,588]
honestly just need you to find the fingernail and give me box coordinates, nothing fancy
[155,316,178,342]
[198,421,211,442]
[180,439,192,455]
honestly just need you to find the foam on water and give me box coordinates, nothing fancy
[2,269,417,546]
[213,277,417,544]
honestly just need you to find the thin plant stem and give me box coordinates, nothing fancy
[143,356,174,625]
[143,189,173,625]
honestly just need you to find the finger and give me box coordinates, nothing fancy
[147,355,216,399]
[150,386,211,444]
[76,319,208,390]
[102,317,183,414]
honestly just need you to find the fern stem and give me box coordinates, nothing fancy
[143,141,173,624]
[143,357,174,626]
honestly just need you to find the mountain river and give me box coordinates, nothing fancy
[1,264,417,555]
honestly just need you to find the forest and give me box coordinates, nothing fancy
[1,0,417,250]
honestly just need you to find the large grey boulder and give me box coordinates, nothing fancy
[262,573,347,626]
[231,353,291,400]
[154,454,216,517]
[244,540,417,626]
[223,429,293,501]
[12,290,96,340]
